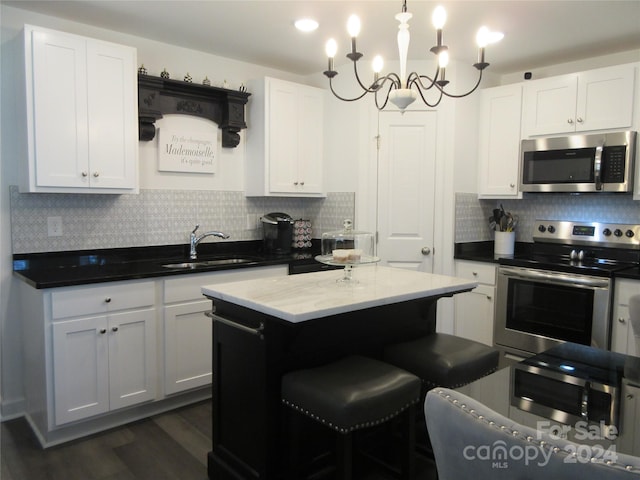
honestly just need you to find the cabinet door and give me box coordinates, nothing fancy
[30,29,89,188]
[268,81,299,193]
[576,64,635,132]
[108,308,157,410]
[522,74,579,136]
[617,382,640,457]
[296,88,324,194]
[478,84,522,198]
[454,284,495,346]
[86,40,137,189]
[164,300,213,395]
[611,279,639,356]
[53,317,109,425]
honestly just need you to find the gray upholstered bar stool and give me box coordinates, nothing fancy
[281,355,421,480]
[383,333,500,397]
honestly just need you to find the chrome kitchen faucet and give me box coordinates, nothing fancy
[190,224,230,259]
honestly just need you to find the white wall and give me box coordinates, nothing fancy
[0,4,359,417]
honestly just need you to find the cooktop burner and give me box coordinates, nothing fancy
[499,220,640,276]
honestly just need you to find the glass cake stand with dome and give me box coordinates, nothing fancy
[315,220,379,283]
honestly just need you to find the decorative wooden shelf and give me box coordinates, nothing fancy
[137,74,251,148]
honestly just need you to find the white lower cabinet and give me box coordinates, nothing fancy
[162,265,287,395]
[611,278,640,357]
[454,260,496,346]
[52,308,156,425]
[20,266,286,446]
[50,281,156,425]
[163,300,213,395]
[617,381,640,457]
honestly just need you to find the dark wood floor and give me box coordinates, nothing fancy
[1,401,438,480]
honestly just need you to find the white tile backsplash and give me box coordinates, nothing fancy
[455,191,640,243]
[9,186,355,253]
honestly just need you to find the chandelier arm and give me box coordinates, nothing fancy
[412,81,444,108]
[374,81,396,110]
[407,70,438,91]
[438,70,484,98]
[328,78,370,102]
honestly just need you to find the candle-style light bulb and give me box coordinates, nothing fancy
[438,51,449,69]
[347,14,361,58]
[430,5,447,54]
[432,6,447,29]
[372,55,384,73]
[324,39,338,77]
[372,55,384,85]
[347,14,361,38]
[437,50,449,86]
[325,38,337,58]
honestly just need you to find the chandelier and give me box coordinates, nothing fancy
[323,1,504,111]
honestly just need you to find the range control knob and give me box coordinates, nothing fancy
[547,225,556,234]
[603,228,612,236]
[626,230,635,238]
[538,225,546,233]
[614,229,623,237]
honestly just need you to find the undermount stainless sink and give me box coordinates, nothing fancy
[161,257,259,269]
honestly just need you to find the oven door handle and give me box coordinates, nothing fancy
[499,267,610,288]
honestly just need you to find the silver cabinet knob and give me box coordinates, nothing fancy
[510,183,515,188]
[618,317,626,324]
[112,327,118,332]
[293,181,299,185]
[105,297,111,303]
[568,118,574,124]
[81,171,88,177]
[300,181,304,186]
[576,117,583,123]
[421,247,431,255]
[93,172,100,177]
[99,328,107,334]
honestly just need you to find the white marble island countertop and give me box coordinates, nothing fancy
[201,265,477,323]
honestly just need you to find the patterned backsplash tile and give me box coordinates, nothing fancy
[455,192,640,243]
[9,186,355,254]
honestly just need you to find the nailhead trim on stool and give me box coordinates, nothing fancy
[282,398,419,434]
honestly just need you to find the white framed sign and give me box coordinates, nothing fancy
[158,128,218,173]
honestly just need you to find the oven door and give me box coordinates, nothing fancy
[495,266,611,355]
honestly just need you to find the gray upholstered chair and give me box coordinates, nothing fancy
[425,387,640,479]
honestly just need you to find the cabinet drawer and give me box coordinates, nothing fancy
[615,279,640,306]
[455,261,496,285]
[51,280,155,319]
[163,265,288,304]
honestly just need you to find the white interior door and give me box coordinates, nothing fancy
[377,111,437,272]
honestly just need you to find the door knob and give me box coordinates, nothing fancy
[421,247,431,255]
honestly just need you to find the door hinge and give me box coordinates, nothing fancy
[375,231,379,244]
[375,135,381,151]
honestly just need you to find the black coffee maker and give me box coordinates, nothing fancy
[261,212,293,254]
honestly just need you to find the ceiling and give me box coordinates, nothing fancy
[5,0,640,76]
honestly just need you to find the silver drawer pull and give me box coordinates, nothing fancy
[212,313,264,340]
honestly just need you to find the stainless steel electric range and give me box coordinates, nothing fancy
[494,219,640,360]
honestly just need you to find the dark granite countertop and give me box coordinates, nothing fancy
[13,240,325,289]
[615,265,640,281]
[453,241,533,263]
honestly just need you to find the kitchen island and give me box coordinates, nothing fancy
[201,265,477,480]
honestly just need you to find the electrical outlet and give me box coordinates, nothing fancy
[47,216,63,237]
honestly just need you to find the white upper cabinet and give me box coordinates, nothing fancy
[245,77,325,197]
[477,84,523,198]
[522,64,636,137]
[23,25,138,193]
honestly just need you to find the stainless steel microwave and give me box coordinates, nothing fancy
[520,130,637,193]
